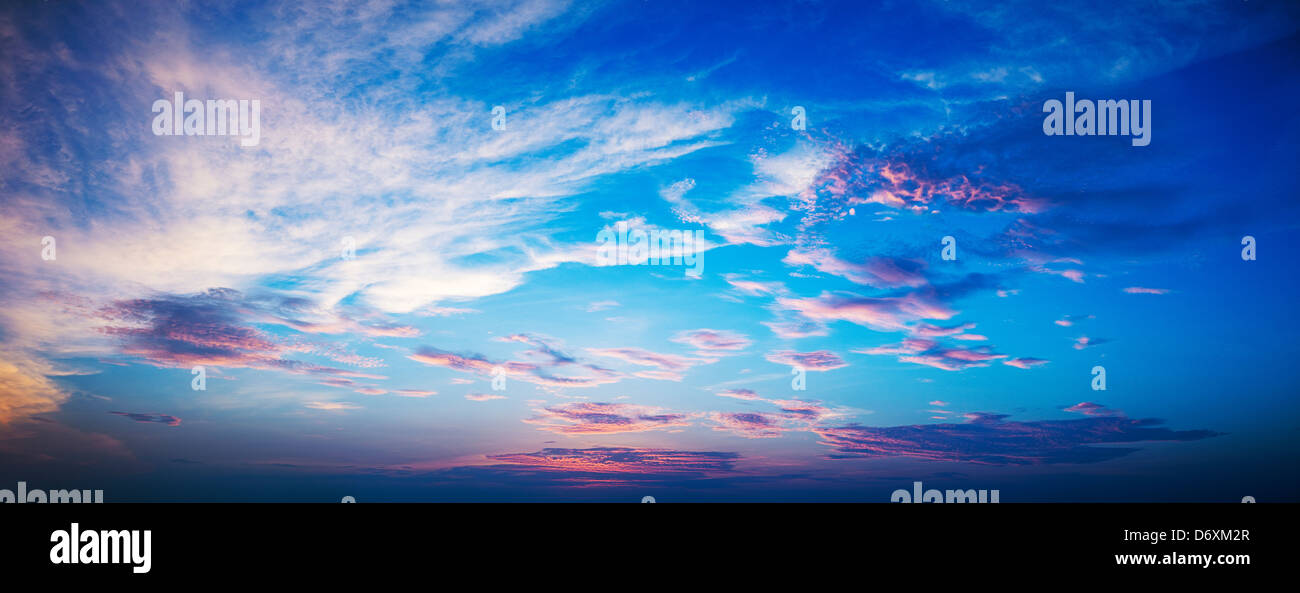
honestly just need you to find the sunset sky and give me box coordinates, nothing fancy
[1,0,1298,501]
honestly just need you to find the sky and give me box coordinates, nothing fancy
[1,0,1298,502]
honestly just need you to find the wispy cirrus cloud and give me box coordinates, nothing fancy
[1072,336,1111,350]
[1003,357,1050,369]
[671,329,751,355]
[716,388,763,401]
[723,274,787,297]
[466,393,506,402]
[108,411,181,426]
[304,401,361,411]
[854,338,1012,371]
[765,350,847,371]
[410,339,622,389]
[488,446,740,475]
[815,411,1218,464]
[783,248,928,289]
[96,289,388,382]
[776,291,956,333]
[707,411,789,438]
[706,384,845,439]
[585,347,716,381]
[1054,314,1093,327]
[523,402,693,435]
[1064,401,1122,417]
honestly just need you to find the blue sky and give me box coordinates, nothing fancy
[1,0,1298,501]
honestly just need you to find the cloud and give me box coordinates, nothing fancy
[777,291,956,333]
[765,350,847,371]
[523,402,693,435]
[762,319,829,339]
[1072,336,1111,350]
[465,393,506,402]
[1123,287,1170,295]
[783,248,928,289]
[1054,314,1093,327]
[0,418,135,470]
[411,340,622,389]
[1030,264,1086,284]
[769,399,840,423]
[584,300,620,312]
[708,386,845,433]
[393,389,437,398]
[499,333,579,366]
[912,322,977,338]
[408,347,497,374]
[671,329,751,355]
[716,388,763,401]
[815,411,1219,464]
[1064,401,1122,417]
[108,411,181,426]
[586,347,712,375]
[0,353,69,424]
[304,401,361,411]
[723,275,787,297]
[94,289,391,382]
[707,412,789,438]
[487,446,739,475]
[1003,357,1050,369]
[830,155,1049,215]
[855,338,1010,371]
[0,3,749,431]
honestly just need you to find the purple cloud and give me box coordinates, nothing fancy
[815,411,1218,464]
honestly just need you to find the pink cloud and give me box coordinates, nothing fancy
[765,350,848,371]
[777,291,955,333]
[523,402,693,435]
[723,275,786,297]
[1064,402,1121,417]
[586,347,710,372]
[487,447,738,476]
[913,322,976,338]
[1072,336,1111,350]
[856,339,1012,371]
[408,348,495,373]
[97,290,390,382]
[465,393,506,401]
[814,411,1217,464]
[761,319,829,339]
[410,343,623,389]
[782,248,927,289]
[716,388,763,401]
[305,401,361,411]
[1003,357,1050,369]
[707,412,788,438]
[671,329,752,354]
[848,158,1049,214]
